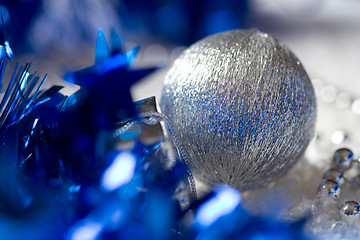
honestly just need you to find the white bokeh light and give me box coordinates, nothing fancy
[196,186,241,227]
[100,152,136,192]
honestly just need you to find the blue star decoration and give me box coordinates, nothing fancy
[58,29,159,185]
[63,28,157,126]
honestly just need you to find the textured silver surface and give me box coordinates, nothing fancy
[160,30,316,190]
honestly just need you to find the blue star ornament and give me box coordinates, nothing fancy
[58,29,159,184]
[63,29,158,124]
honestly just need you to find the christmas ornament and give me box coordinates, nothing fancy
[160,29,317,190]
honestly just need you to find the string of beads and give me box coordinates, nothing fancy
[318,148,360,215]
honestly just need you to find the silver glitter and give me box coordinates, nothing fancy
[160,30,317,190]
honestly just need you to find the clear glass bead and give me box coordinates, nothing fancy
[318,179,340,198]
[333,148,354,170]
[340,201,360,216]
[323,168,344,185]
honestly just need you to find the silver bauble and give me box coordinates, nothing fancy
[160,30,316,190]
